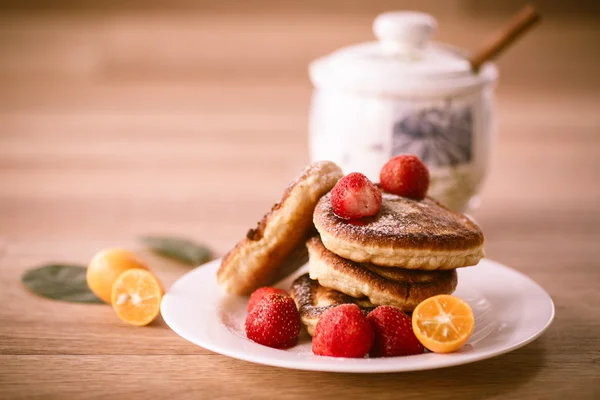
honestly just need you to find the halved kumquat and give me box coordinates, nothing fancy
[412,294,475,353]
[111,268,163,326]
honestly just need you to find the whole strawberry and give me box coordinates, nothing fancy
[247,287,288,313]
[367,305,424,357]
[245,293,300,349]
[312,304,374,358]
[380,155,430,200]
[331,172,382,220]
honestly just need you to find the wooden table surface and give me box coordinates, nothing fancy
[1,7,599,399]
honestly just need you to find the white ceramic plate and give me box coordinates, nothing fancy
[161,258,554,373]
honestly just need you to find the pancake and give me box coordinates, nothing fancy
[307,236,458,311]
[313,192,485,270]
[290,273,376,336]
[217,161,343,295]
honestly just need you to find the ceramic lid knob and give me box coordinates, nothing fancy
[373,11,437,58]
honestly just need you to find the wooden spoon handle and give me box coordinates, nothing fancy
[469,4,541,71]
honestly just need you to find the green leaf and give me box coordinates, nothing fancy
[140,236,212,266]
[22,264,104,304]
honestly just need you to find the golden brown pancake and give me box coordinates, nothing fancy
[217,161,343,295]
[313,192,484,269]
[307,236,458,311]
[290,273,375,336]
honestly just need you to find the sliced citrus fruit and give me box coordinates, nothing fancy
[111,268,163,326]
[87,248,150,303]
[412,294,475,353]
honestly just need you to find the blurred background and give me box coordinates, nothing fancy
[0,1,598,271]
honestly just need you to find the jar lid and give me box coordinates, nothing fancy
[309,11,497,97]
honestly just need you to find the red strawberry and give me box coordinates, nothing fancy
[367,306,424,357]
[330,172,382,220]
[312,304,374,358]
[247,287,288,313]
[380,155,430,200]
[245,293,300,349]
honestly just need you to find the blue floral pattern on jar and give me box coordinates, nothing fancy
[392,102,473,167]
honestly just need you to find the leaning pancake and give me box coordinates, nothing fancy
[313,192,484,270]
[290,273,375,336]
[217,161,343,295]
[307,236,458,311]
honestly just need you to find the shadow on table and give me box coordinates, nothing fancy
[226,337,549,399]
[313,338,548,397]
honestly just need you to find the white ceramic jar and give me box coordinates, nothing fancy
[308,12,498,212]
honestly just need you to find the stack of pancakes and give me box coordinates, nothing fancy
[215,161,484,337]
[291,192,484,335]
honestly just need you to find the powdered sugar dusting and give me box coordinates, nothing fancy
[316,191,483,247]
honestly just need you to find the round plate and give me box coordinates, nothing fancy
[161,259,554,373]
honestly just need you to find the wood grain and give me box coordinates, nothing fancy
[0,7,599,400]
